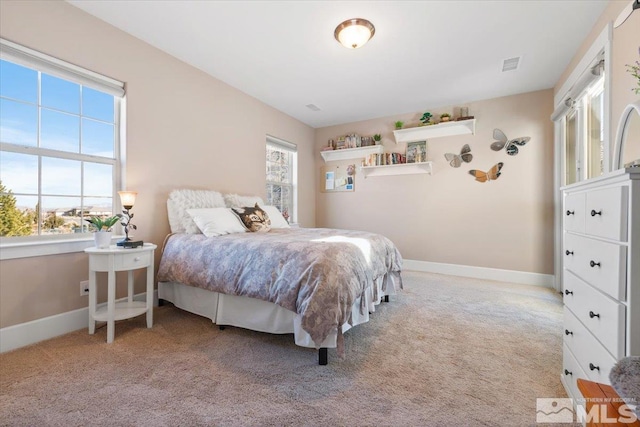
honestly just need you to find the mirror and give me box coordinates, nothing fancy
[613,100,640,170]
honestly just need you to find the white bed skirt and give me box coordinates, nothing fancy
[158,273,399,349]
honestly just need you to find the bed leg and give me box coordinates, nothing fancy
[318,348,328,365]
[158,298,166,307]
[384,295,389,303]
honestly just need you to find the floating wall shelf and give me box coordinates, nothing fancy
[320,145,383,162]
[360,162,433,178]
[392,119,476,144]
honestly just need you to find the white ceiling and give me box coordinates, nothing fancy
[67,0,609,128]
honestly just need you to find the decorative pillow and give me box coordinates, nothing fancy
[224,193,265,209]
[231,203,271,233]
[187,208,246,237]
[261,205,290,229]
[167,189,226,234]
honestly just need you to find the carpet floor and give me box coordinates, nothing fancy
[0,271,567,426]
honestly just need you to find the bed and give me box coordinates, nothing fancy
[156,189,403,364]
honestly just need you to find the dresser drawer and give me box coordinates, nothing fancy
[564,192,585,233]
[584,186,628,241]
[562,342,589,401]
[563,307,618,384]
[563,233,627,301]
[114,251,152,271]
[563,273,625,359]
[562,232,581,276]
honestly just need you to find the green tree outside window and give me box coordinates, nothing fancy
[0,181,32,236]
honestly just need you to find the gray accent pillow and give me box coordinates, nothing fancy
[609,356,640,416]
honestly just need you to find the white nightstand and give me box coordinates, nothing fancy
[84,243,157,343]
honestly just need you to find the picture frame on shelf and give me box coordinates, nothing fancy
[406,140,427,163]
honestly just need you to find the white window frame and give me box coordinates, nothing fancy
[265,135,297,224]
[0,39,126,260]
[551,24,612,290]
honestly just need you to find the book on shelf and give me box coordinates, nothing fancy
[365,153,406,166]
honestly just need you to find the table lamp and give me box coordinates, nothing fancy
[117,191,143,248]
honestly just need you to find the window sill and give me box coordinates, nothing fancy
[0,235,124,261]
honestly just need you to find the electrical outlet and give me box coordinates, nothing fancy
[80,280,89,296]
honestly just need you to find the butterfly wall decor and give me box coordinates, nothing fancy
[444,144,473,168]
[468,162,504,183]
[490,129,530,156]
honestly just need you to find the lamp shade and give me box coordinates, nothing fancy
[118,191,137,209]
[334,18,375,49]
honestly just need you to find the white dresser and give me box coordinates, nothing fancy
[561,168,640,402]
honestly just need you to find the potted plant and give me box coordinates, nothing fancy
[626,59,640,95]
[373,134,382,145]
[86,215,120,248]
[394,121,404,130]
[420,112,433,125]
[440,113,451,122]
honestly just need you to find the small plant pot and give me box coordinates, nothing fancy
[94,231,112,249]
[441,117,450,122]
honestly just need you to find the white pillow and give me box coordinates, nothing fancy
[167,189,226,234]
[223,193,265,208]
[261,205,291,229]
[187,208,247,237]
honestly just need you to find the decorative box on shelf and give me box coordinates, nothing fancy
[320,145,383,162]
[360,162,433,178]
[393,119,476,144]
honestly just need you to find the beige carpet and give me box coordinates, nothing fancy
[0,271,566,426]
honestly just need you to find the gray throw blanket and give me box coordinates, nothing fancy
[157,227,403,349]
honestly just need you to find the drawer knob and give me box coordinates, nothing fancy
[589,363,600,371]
[134,257,141,262]
[565,250,573,256]
[564,329,573,336]
[564,289,573,296]
[566,210,575,216]
[589,260,601,268]
[589,311,600,319]
[590,209,602,217]
[564,369,572,376]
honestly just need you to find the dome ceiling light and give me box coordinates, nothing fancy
[334,18,375,49]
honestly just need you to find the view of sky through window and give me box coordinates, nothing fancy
[0,59,117,237]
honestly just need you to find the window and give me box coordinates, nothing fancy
[565,110,578,185]
[0,39,124,243]
[552,26,610,291]
[586,78,605,179]
[562,74,605,185]
[265,136,297,223]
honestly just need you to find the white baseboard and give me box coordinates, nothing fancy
[1,262,553,353]
[403,259,555,288]
[0,291,157,353]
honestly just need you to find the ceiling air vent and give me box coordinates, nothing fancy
[306,104,321,112]
[502,57,521,72]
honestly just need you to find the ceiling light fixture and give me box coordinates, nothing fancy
[334,18,375,49]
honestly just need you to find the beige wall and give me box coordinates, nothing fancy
[0,1,315,328]
[315,90,555,275]
[555,1,640,145]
